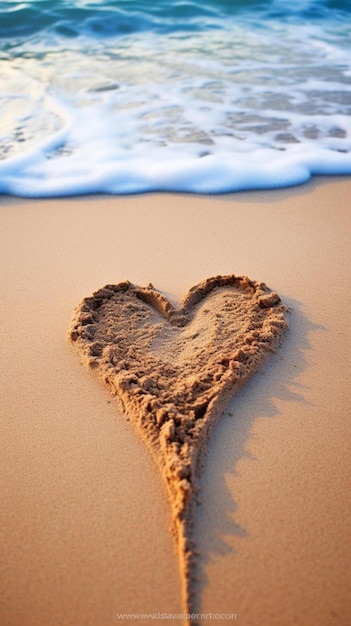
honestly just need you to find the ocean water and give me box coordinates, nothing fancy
[0,0,351,196]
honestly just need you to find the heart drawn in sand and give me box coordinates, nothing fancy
[69,274,287,622]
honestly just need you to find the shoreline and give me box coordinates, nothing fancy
[1,177,350,626]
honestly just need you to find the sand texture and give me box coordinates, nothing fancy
[1,178,350,626]
[69,275,287,619]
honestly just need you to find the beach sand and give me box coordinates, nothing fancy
[1,177,350,626]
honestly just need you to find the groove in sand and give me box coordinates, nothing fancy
[69,274,287,624]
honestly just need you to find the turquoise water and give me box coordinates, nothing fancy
[1,0,351,196]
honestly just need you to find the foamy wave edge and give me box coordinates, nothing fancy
[0,144,351,197]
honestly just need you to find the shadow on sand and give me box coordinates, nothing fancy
[190,294,325,614]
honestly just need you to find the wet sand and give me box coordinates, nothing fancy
[1,178,350,626]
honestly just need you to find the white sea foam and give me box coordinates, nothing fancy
[0,2,350,196]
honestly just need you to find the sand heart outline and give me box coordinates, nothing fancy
[69,274,287,622]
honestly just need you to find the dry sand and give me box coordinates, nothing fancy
[1,177,350,626]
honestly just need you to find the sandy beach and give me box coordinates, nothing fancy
[1,177,350,626]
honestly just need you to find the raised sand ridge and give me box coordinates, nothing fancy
[69,274,287,624]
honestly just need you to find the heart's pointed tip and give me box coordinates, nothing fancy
[177,543,200,626]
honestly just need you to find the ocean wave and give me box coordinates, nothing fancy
[1,141,351,197]
[0,1,225,42]
[1,0,350,44]
[0,0,350,196]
